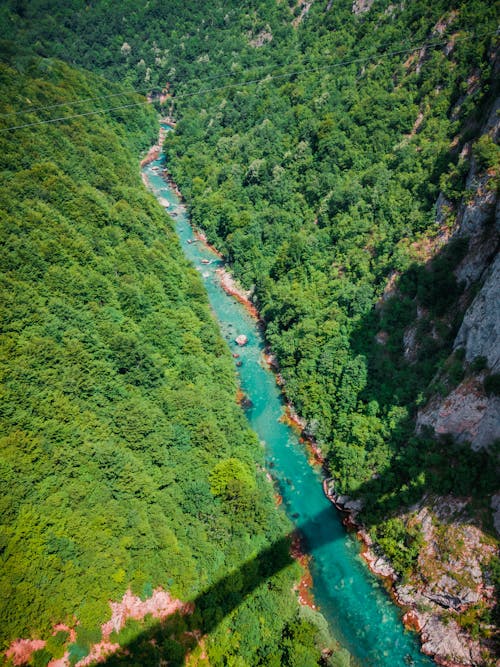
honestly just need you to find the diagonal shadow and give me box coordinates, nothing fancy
[91,237,500,666]
[95,506,340,666]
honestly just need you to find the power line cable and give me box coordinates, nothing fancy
[0,88,152,118]
[173,30,498,101]
[1,29,497,134]
[0,28,495,120]
[0,101,151,132]
[2,25,496,119]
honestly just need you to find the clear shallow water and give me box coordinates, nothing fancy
[142,143,434,667]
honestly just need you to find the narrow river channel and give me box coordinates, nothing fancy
[142,132,434,667]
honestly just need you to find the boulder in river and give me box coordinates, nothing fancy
[235,334,248,346]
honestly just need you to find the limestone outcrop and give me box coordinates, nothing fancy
[417,95,499,452]
[454,252,500,373]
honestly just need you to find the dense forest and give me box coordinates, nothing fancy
[163,0,499,507]
[1,0,499,664]
[0,51,341,666]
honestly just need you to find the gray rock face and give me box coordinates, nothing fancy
[454,252,500,373]
[454,185,499,286]
[491,493,500,536]
[424,591,463,610]
[420,616,482,665]
[403,324,418,362]
[416,96,500,451]
[455,92,499,285]
[352,0,374,14]
[335,495,364,513]
[417,375,500,450]
[423,586,480,610]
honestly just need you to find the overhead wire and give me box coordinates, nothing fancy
[0,0,252,119]
[2,27,496,121]
[0,88,155,118]
[173,29,498,101]
[0,28,497,134]
[0,64,261,119]
[2,27,495,120]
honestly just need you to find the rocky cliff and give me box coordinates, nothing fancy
[394,497,497,667]
[417,95,500,452]
[329,486,498,666]
[358,92,500,666]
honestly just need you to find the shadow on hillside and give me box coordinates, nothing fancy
[343,235,499,530]
[94,507,341,666]
[95,238,500,665]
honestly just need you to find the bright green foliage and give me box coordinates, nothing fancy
[209,457,258,514]
[210,458,256,498]
[473,134,500,171]
[0,0,498,658]
[150,0,498,545]
[0,54,334,665]
[372,518,423,578]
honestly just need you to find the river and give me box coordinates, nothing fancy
[142,135,434,667]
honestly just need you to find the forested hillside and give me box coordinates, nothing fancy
[160,1,500,656]
[163,0,499,502]
[0,54,340,666]
[1,0,499,664]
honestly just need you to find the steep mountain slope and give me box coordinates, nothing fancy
[0,56,337,666]
[0,0,499,664]
[159,3,499,663]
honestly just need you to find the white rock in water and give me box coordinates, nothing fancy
[235,334,248,346]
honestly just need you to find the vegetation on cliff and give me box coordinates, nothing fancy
[1,0,499,662]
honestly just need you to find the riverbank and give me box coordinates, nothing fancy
[142,134,321,614]
[215,267,260,320]
[140,125,168,168]
[142,127,436,666]
[146,126,425,642]
[290,533,317,611]
[323,478,397,580]
[197,166,498,666]
[322,479,497,666]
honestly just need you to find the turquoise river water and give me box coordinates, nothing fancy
[142,138,434,666]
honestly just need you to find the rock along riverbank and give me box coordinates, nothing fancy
[142,126,436,666]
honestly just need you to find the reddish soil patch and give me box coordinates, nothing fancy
[101,589,192,638]
[281,406,324,465]
[52,624,76,643]
[304,438,325,466]
[185,631,209,665]
[140,145,161,167]
[75,641,121,666]
[403,610,423,633]
[194,231,223,258]
[280,405,306,433]
[290,533,317,610]
[7,589,197,667]
[215,268,260,320]
[5,639,46,666]
[263,351,279,369]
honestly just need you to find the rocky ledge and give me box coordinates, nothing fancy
[324,482,498,666]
